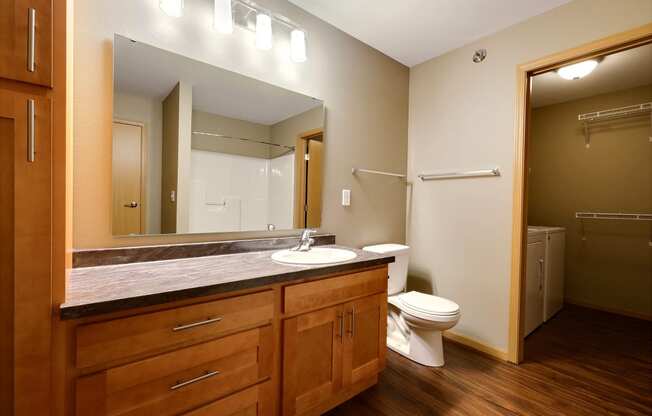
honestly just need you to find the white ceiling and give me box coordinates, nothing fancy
[114,35,322,125]
[289,0,571,67]
[531,43,652,108]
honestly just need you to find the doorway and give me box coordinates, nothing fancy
[508,24,652,364]
[112,120,147,235]
[294,129,323,229]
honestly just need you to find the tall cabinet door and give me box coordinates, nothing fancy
[0,0,53,87]
[0,90,52,415]
[282,305,344,416]
[342,294,387,387]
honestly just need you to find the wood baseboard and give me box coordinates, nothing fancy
[564,299,652,321]
[443,331,509,362]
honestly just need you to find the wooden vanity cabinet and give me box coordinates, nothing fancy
[67,265,389,416]
[282,268,388,416]
[0,0,53,87]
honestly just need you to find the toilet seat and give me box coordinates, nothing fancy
[396,292,460,321]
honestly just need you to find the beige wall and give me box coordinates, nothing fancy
[407,0,652,352]
[113,91,163,234]
[73,0,408,248]
[192,110,272,159]
[271,106,324,147]
[528,85,652,318]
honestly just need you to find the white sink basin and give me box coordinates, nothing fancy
[271,247,357,265]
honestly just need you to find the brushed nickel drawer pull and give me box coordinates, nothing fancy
[337,312,344,342]
[170,370,220,390]
[348,307,355,338]
[172,316,223,332]
[27,8,36,72]
[27,99,35,162]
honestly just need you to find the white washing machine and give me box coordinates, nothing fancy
[528,226,566,322]
[525,228,546,336]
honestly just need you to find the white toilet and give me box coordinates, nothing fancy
[363,244,461,367]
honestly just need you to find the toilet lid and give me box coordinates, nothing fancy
[398,291,460,317]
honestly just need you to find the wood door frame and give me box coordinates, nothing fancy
[507,23,652,364]
[113,119,148,234]
[293,128,324,229]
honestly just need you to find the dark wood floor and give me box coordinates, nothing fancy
[325,305,652,416]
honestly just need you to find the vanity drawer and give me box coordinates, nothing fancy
[76,326,274,416]
[183,380,274,416]
[283,267,387,315]
[76,290,274,368]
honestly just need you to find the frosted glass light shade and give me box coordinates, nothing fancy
[214,0,233,34]
[255,13,273,50]
[557,60,598,80]
[290,29,306,62]
[160,0,184,17]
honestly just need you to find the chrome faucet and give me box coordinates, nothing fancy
[293,229,317,251]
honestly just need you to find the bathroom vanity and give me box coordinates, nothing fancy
[60,238,393,416]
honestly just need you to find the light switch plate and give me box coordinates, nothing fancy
[342,189,351,206]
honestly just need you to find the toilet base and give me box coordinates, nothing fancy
[387,328,445,367]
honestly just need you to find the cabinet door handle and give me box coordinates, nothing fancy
[172,316,222,332]
[538,258,544,291]
[27,8,36,72]
[348,307,355,338]
[27,99,35,162]
[123,201,139,208]
[337,312,344,342]
[170,370,220,390]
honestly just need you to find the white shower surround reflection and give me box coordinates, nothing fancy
[189,150,294,233]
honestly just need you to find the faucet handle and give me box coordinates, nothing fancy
[301,228,317,238]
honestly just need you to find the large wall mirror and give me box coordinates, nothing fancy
[112,35,325,236]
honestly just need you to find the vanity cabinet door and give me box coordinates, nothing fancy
[282,304,344,416]
[342,293,387,387]
[0,0,53,86]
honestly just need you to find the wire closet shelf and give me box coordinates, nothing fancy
[575,212,652,221]
[578,102,652,148]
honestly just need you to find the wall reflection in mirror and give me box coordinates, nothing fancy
[112,35,324,236]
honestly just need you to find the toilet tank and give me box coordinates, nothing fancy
[363,244,410,295]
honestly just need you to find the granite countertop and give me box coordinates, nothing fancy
[61,245,394,320]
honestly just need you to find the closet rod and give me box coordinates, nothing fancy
[192,131,295,150]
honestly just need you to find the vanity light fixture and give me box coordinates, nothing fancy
[159,0,184,17]
[557,59,599,80]
[255,13,273,50]
[290,29,307,62]
[214,0,233,33]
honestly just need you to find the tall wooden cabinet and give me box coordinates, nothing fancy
[0,1,67,415]
[0,90,52,415]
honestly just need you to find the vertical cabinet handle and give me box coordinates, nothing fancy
[337,312,344,342]
[348,307,355,338]
[27,8,36,72]
[27,99,35,162]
